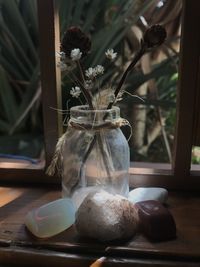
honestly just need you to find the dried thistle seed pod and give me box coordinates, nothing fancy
[61,26,91,58]
[143,24,166,48]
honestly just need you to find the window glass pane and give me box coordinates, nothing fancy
[58,0,181,169]
[127,1,181,166]
[191,146,200,171]
[0,0,44,169]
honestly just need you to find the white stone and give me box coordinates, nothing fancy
[25,198,75,238]
[128,187,168,204]
[75,190,138,242]
[71,186,101,210]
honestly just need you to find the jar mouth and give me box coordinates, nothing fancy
[70,105,119,113]
[70,105,120,125]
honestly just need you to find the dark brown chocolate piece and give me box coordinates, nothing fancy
[135,200,176,241]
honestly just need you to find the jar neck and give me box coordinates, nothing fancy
[70,105,120,125]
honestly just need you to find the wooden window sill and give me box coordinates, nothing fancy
[0,186,200,267]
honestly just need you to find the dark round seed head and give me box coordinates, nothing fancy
[143,25,167,48]
[61,26,91,58]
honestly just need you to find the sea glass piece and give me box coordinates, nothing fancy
[25,198,75,238]
[128,187,168,204]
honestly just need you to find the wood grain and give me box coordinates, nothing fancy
[0,186,200,266]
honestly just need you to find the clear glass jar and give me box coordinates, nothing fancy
[62,105,129,209]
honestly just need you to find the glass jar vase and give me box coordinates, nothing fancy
[62,105,129,209]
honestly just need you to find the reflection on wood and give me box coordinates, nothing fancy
[0,158,45,169]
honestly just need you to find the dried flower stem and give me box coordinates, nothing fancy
[77,60,86,84]
[71,72,94,109]
[76,60,94,108]
[107,43,147,111]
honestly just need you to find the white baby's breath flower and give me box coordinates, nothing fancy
[56,51,76,72]
[70,86,81,98]
[70,48,82,61]
[85,67,97,79]
[95,65,104,75]
[105,48,117,60]
[85,65,104,79]
[85,80,93,90]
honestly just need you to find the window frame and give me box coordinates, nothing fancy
[0,0,62,185]
[0,0,200,190]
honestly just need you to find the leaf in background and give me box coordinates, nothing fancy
[88,0,154,66]
[0,7,35,72]
[70,0,85,26]
[83,0,102,32]
[9,85,41,135]
[19,0,38,43]
[0,28,31,78]
[59,0,74,32]
[10,64,40,134]
[0,66,18,128]
[127,56,178,91]
[1,0,38,63]
[0,0,40,138]
[0,54,24,80]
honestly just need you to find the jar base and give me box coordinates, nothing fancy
[62,182,129,210]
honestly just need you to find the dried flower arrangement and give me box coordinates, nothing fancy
[47,24,166,180]
[57,25,166,110]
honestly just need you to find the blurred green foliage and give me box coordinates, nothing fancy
[0,0,178,161]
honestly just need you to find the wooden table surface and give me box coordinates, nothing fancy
[0,186,200,267]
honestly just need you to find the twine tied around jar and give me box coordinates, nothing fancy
[46,117,132,177]
[68,117,131,131]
